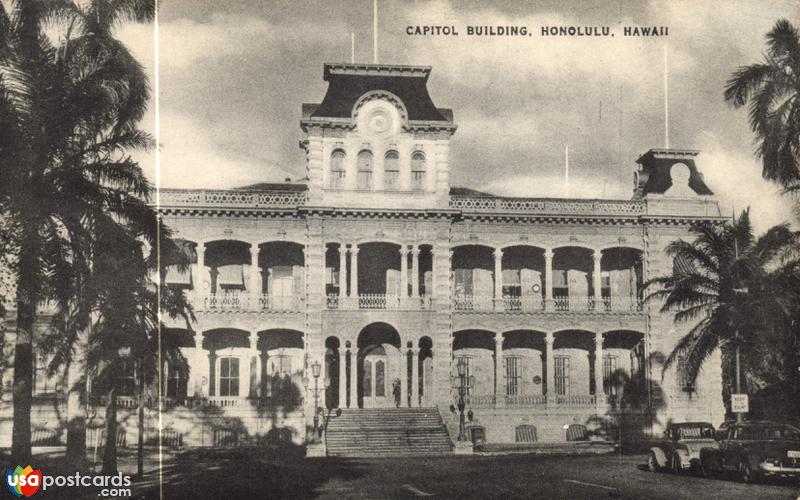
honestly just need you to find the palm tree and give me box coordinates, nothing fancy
[0,0,155,462]
[644,210,800,413]
[724,19,800,191]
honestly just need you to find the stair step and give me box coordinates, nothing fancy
[325,408,453,457]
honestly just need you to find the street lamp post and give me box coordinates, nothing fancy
[303,361,330,443]
[453,358,474,442]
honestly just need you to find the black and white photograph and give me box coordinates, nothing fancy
[1,0,799,498]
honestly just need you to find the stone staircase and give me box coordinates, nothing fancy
[324,408,453,457]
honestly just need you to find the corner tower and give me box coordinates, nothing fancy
[300,63,456,209]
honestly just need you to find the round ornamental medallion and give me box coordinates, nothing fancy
[368,109,392,134]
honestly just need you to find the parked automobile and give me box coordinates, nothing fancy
[648,422,717,473]
[699,421,800,483]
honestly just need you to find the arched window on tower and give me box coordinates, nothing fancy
[330,150,346,189]
[411,152,426,191]
[384,151,399,190]
[357,150,373,190]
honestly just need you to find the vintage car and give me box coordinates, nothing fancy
[698,421,800,483]
[648,422,717,473]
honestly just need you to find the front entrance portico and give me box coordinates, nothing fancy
[357,322,402,408]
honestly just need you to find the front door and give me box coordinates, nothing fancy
[362,355,388,408]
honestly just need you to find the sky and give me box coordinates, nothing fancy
[118,0,799,231]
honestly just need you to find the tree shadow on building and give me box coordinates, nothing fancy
[585,356,666,453]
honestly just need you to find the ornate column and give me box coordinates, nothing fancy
[400,347,409,407]
[494,333,504,406]
[544,249,554,312]
[411,246,420,299]
[250,244,260,310]
[190,332,206,397]
[349,246,359,298]
[593,250,603,311]
[338,244,347,300]
[194,243,206,307]
[595,332,605,409]
[399,246,409,303]
[208,350,217,397]
[493,249,503,310]
[338,347,347,408]
[249,331,260,398]
[349,348,358,408]
[411,347,420,407]
[545,332,555,406]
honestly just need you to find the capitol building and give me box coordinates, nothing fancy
[2,62,727,454]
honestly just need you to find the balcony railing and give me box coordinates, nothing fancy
[196,293,303,312]
[453,294,642,313]
[450,195,645,217]
[555,394,597,405]
[504,394,547,405]
[159,189,305,209]
[326,294,431,311]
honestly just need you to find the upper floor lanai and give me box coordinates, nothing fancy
[155,62,725,317]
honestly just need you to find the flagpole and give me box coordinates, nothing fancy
[373,0,378,63]
[664,43,669,148]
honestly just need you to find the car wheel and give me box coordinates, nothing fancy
[648,451,660,472]
[738,460,757,484]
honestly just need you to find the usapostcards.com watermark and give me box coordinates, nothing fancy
[6,465,132,497]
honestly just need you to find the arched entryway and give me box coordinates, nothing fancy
[357,322,402,408]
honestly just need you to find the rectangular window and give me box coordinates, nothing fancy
[411,170,425,191]
[603,355,618,396]
[34,356,56,394]
[555,356,570,396]
[504,356,521,396]
[166,363,186,398]
[677,355,693,392]
[219,357,240,397]
[384,170,399,190]
[119,358,137,397]
[357,171,372,190]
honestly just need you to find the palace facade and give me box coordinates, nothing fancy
[1,62,727,450]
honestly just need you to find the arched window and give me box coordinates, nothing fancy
[330,150,346,189]
[411,152,426,191]
[357,150,373,190]
[219,357,240,396]
[384,151,399,190]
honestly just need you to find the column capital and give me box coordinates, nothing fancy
[595,331,603,345]
[411,247,421,256]
[544,248,554,259]
[196,244,206,255]
[399,246,409,256]
[593,250,602,262]
[447,250,454,260]
[410,347,420,355]
[545,332,554,344]
[351,246,359,255]
[494,333,504,344]
[493,248,504,260]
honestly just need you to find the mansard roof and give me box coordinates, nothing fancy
[307,63,451,122]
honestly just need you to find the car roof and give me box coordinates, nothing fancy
[670,422,714,427]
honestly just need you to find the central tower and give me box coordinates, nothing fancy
[300,63,457,209]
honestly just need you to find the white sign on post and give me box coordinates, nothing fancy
[731,394,749,413]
